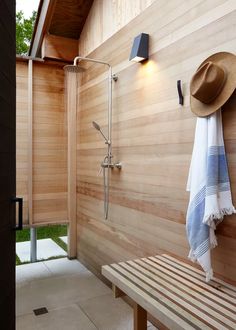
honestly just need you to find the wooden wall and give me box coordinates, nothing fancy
[16,62,29,223]
[79,0,155,56]
[16,60,68,226]
[76,0,236,283]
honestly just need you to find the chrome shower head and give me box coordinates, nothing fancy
[92,121,101,131]
[63,65,86,73]
[92,121,110,144]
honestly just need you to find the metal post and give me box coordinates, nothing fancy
[30,227,37,262]
[104,66,113,220]
[108,65,112,153]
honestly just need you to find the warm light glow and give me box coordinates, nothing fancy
[134,59,159,87]
[131,56,145,62]
[141,60,158,76]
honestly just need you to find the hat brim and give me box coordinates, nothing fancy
[190,52,236,117]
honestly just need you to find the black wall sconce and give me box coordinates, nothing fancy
[129,33,149,62]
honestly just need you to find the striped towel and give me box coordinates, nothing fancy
[186,109,235,282]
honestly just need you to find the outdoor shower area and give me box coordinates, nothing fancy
[15,0,236,287]
[13,1,236,328]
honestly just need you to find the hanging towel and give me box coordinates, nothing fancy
[186,109,235,282]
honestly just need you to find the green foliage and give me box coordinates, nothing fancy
[16,10,37,55]
[16,225,67,242]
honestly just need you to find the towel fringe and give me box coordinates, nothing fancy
[205,268,213,282]
[203,207,236,227]
[188,250,213,282]
[188,249,197,263]
[209,228,218,248]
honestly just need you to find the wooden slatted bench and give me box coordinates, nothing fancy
[101,254,236,330]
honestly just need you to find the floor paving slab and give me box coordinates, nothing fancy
[16,238,67,262]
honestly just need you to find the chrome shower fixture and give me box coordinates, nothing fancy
[92,121,110,145]
[92,121,100,131]
[67,55,121,220]
[63,64,86,73]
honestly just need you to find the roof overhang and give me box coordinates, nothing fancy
[29,0,55,57]
[29,0,93,60]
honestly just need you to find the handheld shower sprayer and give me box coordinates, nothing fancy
[92,121,100,131]
[92,121,110,145]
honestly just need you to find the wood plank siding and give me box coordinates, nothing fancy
[76,0,236,283]
[79,0,156,56]
[16,60,68,226]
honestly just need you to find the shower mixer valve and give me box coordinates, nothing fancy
[101,161,122,169]
[97,160,122,176]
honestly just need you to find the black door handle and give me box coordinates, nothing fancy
[12,197,23,230]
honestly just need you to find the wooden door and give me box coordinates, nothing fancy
[0,1,16,328]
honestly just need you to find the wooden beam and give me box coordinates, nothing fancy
[67,72,77,258]
[42,34,78,62]
[134,303,147,330]
[28,60,33,225]
[30,0,56,57]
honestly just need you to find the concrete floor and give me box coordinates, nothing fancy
[16,258,157,330]
[16,238,67,262]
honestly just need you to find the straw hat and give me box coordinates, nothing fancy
[190,52,236,117]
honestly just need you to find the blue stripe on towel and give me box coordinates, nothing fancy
[187,145,230,261]
[187,186,206,216]
[194,238,210,258]
[206,182,230,196]
[206,153,229,186]
[208,146,225,156]
[186,191,209,252]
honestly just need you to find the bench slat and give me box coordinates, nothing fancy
[120,261,233,330]
[102,265,200,330]
[102,255,236,330]
[127,260,236,328]
[162,254,236,296]
[152,256,236,304]
[147,257,236,310]
[139,258,236,320]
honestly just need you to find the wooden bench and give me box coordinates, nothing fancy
[102,254,236,330]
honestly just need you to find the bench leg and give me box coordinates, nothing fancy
[134,303,147,330]
[112,284,125,298]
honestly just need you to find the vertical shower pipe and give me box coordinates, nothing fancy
[73,57,113,219]
[105,65,113,219]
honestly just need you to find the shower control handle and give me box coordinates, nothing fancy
[101,162,122,169]
[113,162,122,169]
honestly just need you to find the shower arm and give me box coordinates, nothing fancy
[73,56,113,165]
[73,56,111,68]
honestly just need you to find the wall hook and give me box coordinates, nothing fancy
[112,74,118,82]
[177,80,184,105]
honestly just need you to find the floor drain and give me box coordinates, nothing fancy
[33,307,48,316]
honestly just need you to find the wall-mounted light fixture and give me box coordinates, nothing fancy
[129,33,149,62]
